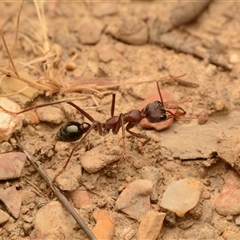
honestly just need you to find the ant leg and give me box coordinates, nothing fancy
[120,115,129,161]
[92,92,116,117]
[126,124,150,154]
[165,106,186,120]
[52,121,102,182]
[110,114,129,161]
[0,97,95,116]
[66,101,96,123]
[0,99,79,115]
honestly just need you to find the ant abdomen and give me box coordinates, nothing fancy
[55,122,91,142]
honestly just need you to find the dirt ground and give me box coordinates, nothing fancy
[1,1,240,240]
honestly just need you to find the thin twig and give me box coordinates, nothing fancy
[14,0,25,52]
[0,29,19,77]
[16,136,97,240]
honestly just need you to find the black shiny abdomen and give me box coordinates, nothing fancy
[55,122,86,142]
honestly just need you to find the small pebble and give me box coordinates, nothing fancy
[35,201,76,238]
[97,44,115,63]
[107,14,148,45]
[160,177,203,217]
[138,166,162,183]
[81,144,122,173]
[0,98,24,142]
[182,223,217,239]
[198,110,209,125]
[66,188,90,208]
[205,64,217,77]
[222,226,240,239]
[201,200,213,222]
[0,152,27,180]
[0,142,13,153]
[0,186,22,219]
[215,170,240,216]
[136,211,165,240]
[226,215,233,221]
[78,17,104,44]
[178,219,194,230]
[92,210,115,240]
[235,215,240,226]
[23,111,39,125]
[36,106,65,124]
[217,136,240,174]
[0,209,10,225]
[49,161,82,191]
[229,53,240,64]
[65,62,77,71]
[115,179,153,220]
[91,2,117,18]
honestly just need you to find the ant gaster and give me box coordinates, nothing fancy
[1,76,186,181]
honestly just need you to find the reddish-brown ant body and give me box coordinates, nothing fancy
[1,76,186,181]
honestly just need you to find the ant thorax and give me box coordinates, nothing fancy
[101,116,119,135]
[143,101,167,123]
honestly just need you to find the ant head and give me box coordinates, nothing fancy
[143,101,167,123]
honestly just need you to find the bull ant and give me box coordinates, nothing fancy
[1,75,188,181]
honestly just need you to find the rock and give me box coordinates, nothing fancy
[158,110,240,161]
[0,97,24,142]
[137,91,176,131]
[178,219,194,230]
[181,223,217,239]
[0,141,13,153]
[66,188,90,208]
[217,135,240,175]
[222,226,240,240]
[78,17,104,44]
[36,106,65,124]
[91,2,117,18]
[48,161,82,191]
[97,44,115,63]
[0,209,10,225]
[0,152,27,180]
[205,64,217,77]
[24,111,39,125]
[170,1,212,28]
[160,177,203,217]
[138,166,162,183]
[215,170,240,216]
[229,53,240,64]
[107,14,148,45]
[92,210,115,240]
[0,72,39,105]
[34,201,76,238]
[235,215,240,226]
[201,200,214,222]
[197,110,209,125]
[0,186,22,219]
[81,144,122,173]
[21,189,37,205]
[115,179,153,220]
[136,211,166,240]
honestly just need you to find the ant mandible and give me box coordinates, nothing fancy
[1,75,186,181]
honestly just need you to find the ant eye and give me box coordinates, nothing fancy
[56,122,84,142]
[159,115,167,121]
